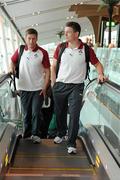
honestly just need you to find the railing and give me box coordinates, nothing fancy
[80,79,120,166]
[1,72,120,166]
[0,73,22,129]
[94,47,120,86]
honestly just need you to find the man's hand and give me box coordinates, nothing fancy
[97,74,108,84]
[9,62,16,75]
[40,88,46,97]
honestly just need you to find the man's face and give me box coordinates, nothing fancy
[25,34,37,49]
[64,27,78,42]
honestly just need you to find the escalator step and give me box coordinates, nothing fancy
[6,139,95,177]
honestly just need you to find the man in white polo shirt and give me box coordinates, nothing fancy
[10,28,50,143]
[51,21,106,154]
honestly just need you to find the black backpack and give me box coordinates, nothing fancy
[15,45,25,78]
[56,42,90,80]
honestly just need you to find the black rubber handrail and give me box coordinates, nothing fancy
[0,73,17,92]
[83,78,120,99]
[0,73,12,84]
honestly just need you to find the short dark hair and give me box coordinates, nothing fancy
[25,28,38,37]
[65,21,81,36]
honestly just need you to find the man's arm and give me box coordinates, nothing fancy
[9,61,16,74]
[42,68,50,96]
[94,61,106,83]
[9,48,19,74]
[51,58,57,87]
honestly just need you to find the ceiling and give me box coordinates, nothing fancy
[0,0,102,45]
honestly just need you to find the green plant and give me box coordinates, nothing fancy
[56,30,64,39]
[102,0,120,5]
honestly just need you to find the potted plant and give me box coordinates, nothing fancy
[56,30,64,40]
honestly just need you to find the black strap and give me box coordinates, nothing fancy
[15,45,25,78]
[56,42,66,77]
[84,43,90,80]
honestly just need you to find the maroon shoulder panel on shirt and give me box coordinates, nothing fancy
[11,49,19,63]
[53,41,99,65]
[53,43,61,60]
[89,47,99,65]
[38,46,50,68]
[11,45,50,68]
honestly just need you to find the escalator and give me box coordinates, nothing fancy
[0,74,120,180]
[5,138,96,178]
[3,133,109,180]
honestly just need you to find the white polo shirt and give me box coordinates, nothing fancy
[53,40,99,84]
[11,45,50,91]
[57,46,86,83]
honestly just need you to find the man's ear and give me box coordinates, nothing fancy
[75,31,79,38]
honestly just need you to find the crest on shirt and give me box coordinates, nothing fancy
[78,49,83,54]
[34,53,39,58]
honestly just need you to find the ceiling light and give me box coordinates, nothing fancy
[32,12,38,16]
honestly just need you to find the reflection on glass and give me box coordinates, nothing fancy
[0,81,21,128]
[91,47,110,80]
[81,80,120,159]
[106,48,120,85]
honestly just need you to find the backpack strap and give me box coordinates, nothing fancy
[15,45,25,78]
[84,43,90,80]
[56,42,66,77]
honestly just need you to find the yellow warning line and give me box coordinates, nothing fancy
[9,167,93,172]
[8,167,97,176]
[15,154,87,158]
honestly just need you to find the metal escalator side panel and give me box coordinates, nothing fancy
[0,122,17,174]
[86,125,120,180]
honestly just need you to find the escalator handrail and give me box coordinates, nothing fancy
[82,78,120,167]
[0,73,17,93]
[105,80,120,93]
[0,73,12,85]
[85,78,97,89]
[83,78,120,99]
[83,78,97,98]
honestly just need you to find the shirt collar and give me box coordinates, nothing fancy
[65,39,84,49]
[24,44,39,52]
